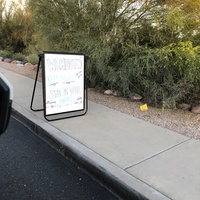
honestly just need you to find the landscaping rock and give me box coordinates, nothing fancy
[195,114,200,122]
[11,60,17,65]
[16,60,22,64]
[104,90,113,95]
[21,60,28,65]
[191,105,200,114]
[177,103,192,110]
[128,93,142,101]
[17,63,24,67]
[113,90,122,97]
[4,58,12,63]
[25,62,35,70]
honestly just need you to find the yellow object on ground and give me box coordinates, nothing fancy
[140,104,148,111]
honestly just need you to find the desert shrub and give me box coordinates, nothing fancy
[114,45,170,104]
[76,37,114,88]
[162,42,200,105]
[88,41,200,108]
[0,50,13,58]
[26,53,39,65]
[12,53,26,61]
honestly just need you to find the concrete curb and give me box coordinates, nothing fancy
[11,102,170,200]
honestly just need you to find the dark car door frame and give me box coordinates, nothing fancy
[0,73,13,135]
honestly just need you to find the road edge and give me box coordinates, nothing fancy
[11,102,170,200]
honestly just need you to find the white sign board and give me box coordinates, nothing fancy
[43,52,85,116]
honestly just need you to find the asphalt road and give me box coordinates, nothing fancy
[0,117,119,200]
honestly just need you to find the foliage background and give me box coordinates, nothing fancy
[0,0,199,107]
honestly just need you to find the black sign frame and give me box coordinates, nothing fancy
[30,52,88,121]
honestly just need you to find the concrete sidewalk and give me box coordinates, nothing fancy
[1,67,200,200]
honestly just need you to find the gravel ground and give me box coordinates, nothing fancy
[0,61,200,140]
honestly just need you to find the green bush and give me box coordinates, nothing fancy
[119,42,200,107]
[0,50,13,58]
[26,53,39,65]
[12,53,26,61]
[86,41,200,108]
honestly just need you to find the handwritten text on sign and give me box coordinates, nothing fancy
[44,53,85,115]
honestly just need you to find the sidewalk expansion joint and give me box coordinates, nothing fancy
[124,137,192,171]
[126,172,173,200]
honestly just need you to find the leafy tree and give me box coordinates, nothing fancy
[139,0,200,47]
[26,0,200,106]
[0,0,33,53]
[27,0,166,49]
